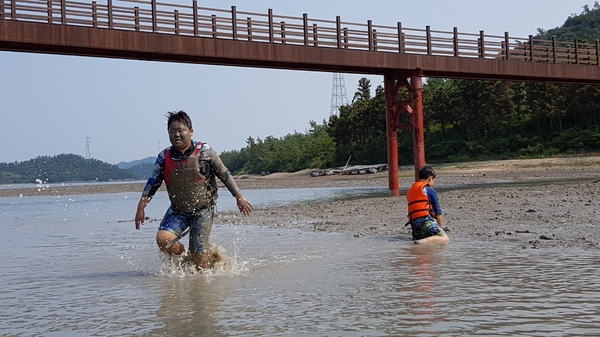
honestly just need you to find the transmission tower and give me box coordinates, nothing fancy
[85,136,91,159]
[330,73,349,116]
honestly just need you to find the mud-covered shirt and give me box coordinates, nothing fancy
[141,140,241,202]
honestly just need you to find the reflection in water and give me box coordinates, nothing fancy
[408,245,446,320]
[150,277,224,337]
[400,244,449,336]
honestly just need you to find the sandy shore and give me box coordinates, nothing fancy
[3,156,599,249]
[223,156,600,250]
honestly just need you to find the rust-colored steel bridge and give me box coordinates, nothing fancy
[2,0,600,195]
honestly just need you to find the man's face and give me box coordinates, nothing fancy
[168,120,194,152]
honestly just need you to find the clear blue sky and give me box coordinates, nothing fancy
[0,0,589,164]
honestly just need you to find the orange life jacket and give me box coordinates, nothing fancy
[164,142,215,212]
[406,181,433,221]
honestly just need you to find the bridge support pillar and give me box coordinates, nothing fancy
[384,73,400,196]
[384,70,426,196]
[410,73,426,181]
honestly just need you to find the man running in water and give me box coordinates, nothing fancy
[135,110,252,269]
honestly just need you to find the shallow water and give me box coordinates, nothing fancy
[1,189,599,336]
[0,180,147,190]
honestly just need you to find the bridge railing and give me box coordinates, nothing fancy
[1,0,599,66]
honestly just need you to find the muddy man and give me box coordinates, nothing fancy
[135,110,252,269]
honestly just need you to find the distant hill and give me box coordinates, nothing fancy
[117,156,156,180]
[117,156,155,169]
[0,154,136,184]
[123,162,155,180]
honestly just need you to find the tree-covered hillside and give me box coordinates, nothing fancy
[220,120,335,174]
[117,156,156,180]
[0,154,136,184]
[537,2,600,42]
[123,162,155,180]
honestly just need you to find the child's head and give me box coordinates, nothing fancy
[166,110,193,130]
[166,111,194,151]
[418,165,436,181]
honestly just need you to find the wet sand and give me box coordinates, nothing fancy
[223,157,600,250]
[3,156,599,249]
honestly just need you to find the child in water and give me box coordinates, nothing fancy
[406,165,450,244]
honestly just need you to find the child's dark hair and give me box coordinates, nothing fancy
[166,110,193,130]
[418,165,436,180]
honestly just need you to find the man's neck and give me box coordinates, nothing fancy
[173,141,193,155]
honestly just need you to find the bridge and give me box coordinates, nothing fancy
[2,0,599,195]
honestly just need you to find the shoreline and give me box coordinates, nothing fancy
[3,156,599,250]
[3,156,598,197]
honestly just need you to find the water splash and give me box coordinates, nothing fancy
[35,178,50,191]
[157,242,249,280]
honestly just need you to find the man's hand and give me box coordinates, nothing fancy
[135,197,149,230]
[235,194,253,216]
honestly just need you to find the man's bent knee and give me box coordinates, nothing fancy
[156,230,185,255]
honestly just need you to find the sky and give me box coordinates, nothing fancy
[0,0,591,164]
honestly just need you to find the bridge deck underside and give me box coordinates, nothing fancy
[2,21,600,84]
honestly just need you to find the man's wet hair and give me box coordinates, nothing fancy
[418,165,436,180]
[166,110,193,130]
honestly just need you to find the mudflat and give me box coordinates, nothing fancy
[223,156,600,249]
[3,156,599,249]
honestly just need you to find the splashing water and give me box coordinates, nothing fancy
[157,241,250,280]
[35,178,50,191]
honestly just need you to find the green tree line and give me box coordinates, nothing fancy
[0,154,136,184]
[221,5,600,174]
[220,120,336,174]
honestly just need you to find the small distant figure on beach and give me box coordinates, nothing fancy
[135,110,252,270]
[406,165,450,244]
